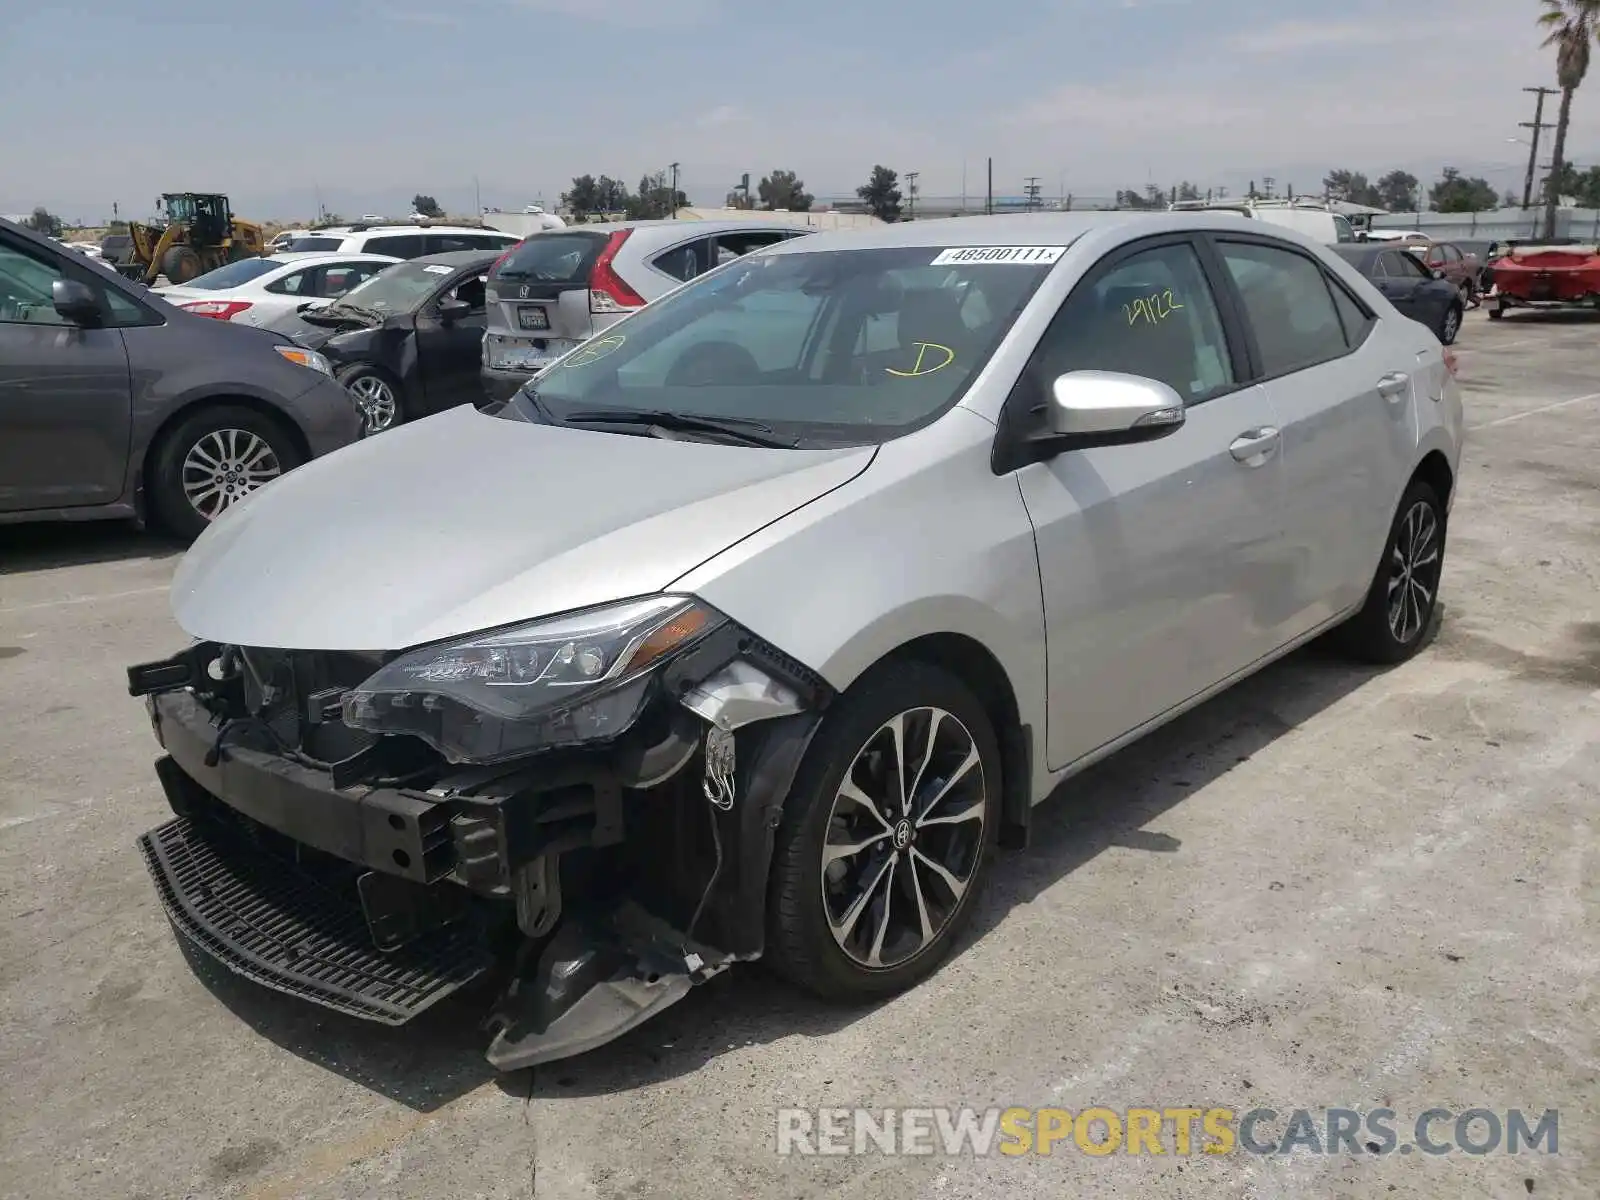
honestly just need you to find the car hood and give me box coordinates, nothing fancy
[170,405,875,651]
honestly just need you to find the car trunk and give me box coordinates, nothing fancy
[485,230,610,372]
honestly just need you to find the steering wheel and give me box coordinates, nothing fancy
[664,340,761,387]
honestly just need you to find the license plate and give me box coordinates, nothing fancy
[517,306,549,331]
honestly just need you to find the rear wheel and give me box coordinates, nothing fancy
[766,662,1001,1001]
[160,245,203,284]
[1488,298,1506,321]
[336,364,402,433]
[1439,304,1462,345]
[148,404,303,539]
[1331,480,1446,665]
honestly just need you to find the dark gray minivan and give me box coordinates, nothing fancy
[0,217,364,539]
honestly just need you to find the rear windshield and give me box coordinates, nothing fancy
[491,231,606,282]
[181,257,285,290]
[283,237,344,252]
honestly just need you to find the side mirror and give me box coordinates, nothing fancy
[437,297,471,323]
[52,278,103,325]
[1039,371,1186,450]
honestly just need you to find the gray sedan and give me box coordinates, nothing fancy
[0,217,363,538]
[127,211,1462,1069]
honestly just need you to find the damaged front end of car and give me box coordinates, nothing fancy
[127,596,832,1069]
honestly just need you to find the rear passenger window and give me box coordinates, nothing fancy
[652,239,713,282]
[1218,241,1350,377]
[364,235,426,258]
[264,270,313,296]
[1026,241,1235,404]
[1328,278,1373,347]
[427,234,473,253]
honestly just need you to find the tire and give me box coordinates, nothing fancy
[766,661,1002,1001]
[336,364,403,433]
[160,245,203,284]
[1488,299,1506,321]
[148,404,304,540]
[1330,480,1446,665]
[1439,303,1462,345]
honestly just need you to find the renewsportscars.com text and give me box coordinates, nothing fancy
[776,1107,1560,1158]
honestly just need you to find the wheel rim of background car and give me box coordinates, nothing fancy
[181,429,283,521]
[1388,499,1441,645]
[351,376,398,432]
[1443,309,1461,343]
[821,707,987,969]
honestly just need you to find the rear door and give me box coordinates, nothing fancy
[485,229,608,371]
[1211,235,1414,632]
[0,232,133,512]
[415,267,489,413]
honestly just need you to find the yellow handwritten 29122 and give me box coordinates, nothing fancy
[1123,290,1186,327]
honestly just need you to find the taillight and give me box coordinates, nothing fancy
[589,230,644,314]
[180,300,253,320]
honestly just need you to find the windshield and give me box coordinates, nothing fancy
[181,257,284,290]
[330,260,449,313]
[492,231,605,281]
[504,246,1055,445]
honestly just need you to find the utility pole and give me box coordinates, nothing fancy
[1023,176,1041,210]
[1521,86,1557,210]
[669,162,680,217]
[905,171,919,221]
[1262,176,1277,199]
[986,157,993,216]
[473,175,481,217]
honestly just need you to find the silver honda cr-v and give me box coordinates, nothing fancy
[130,211,1463,1071]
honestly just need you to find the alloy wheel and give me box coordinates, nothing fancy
[1442,308,1461,344]
[350,375,398,433]
[820,707,987,969]
[180,428,282,522]
[1387,499,1441,645]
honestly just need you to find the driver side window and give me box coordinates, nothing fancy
[1022,241,1235,409]
[0,240,72,326]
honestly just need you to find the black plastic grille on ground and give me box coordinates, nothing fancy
[139,817,491,1025]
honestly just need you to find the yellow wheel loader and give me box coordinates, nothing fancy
[116,193,267,285]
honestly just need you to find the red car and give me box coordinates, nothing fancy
[1400,239,1479,306]
[1487,240,1600,319]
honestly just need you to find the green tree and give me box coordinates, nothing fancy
[1375,169,1420,212]
[757,169,814,212]
[27,207,63,237]
[626,172,688,219]
[1538,0,1600,237]
[1174,180,1201,202]
[1115,188,1157,210]
[411,194,443,217]
[1322,169,1384,207]
[562,175,601,219]
[1428,168,1498,213]
[855,165,902,222]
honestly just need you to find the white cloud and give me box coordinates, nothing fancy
[695,105,745,128]
[1227,20,1410,54]
[507,0,717,26]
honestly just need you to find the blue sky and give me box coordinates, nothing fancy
[5,0,1595,222]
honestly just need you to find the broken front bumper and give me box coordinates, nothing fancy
[132,635,829,1068]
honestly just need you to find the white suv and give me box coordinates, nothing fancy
[279,224,520,259]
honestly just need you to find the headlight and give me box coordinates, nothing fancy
[274,345,335,377]
[342,596,723,764]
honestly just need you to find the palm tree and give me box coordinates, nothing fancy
[1539,0,1600,238]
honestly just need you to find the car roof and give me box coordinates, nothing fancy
[768,211,1290,255]
[268,251,400,264]
[538,218,808,236]
[410,249,500,268]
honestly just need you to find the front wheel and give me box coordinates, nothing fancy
[766,662,1001,1001]
[336,364,402,433]
[148,404,304,539]
[1330,480,1446,665]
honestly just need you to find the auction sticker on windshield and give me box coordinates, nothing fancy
[422,264,453,274]
[930,246,1066,266]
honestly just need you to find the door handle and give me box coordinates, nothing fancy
[1377,372,1410,401]
[1228,426,1280,464]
